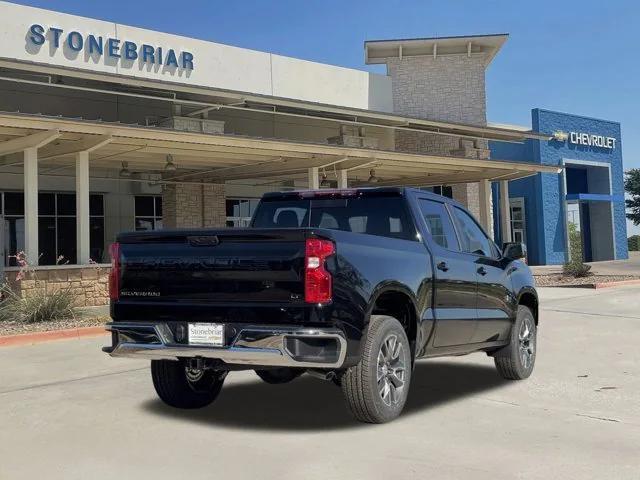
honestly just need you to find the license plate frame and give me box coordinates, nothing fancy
[188,323,224,347]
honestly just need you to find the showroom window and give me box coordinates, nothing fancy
[1,192,25,267]
[134,196,163,231]
[1,192,105,266]
[422,185,453,199]
[226,198,260,227]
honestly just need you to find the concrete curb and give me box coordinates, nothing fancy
[549,279,640,289]
[0,325,107,347]
[592,279,640,289]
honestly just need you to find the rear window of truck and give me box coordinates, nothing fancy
[252,196,416,241]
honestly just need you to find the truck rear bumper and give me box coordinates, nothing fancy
[103,322,347,369]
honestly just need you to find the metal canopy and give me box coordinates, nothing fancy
[0,61,549,144]
[0,111,561,187]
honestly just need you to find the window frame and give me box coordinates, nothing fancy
[416,196,461,253]
[2,191,105,266]
[226,197,260,228]
[448,204,501,259]
[509,197,527,245]
[1,192,25,267]
[134,195,163,231]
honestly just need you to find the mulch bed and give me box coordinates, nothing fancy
[0,315,108,337]
[534,274,640,287]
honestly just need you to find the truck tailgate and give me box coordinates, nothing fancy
[117,229,307,304]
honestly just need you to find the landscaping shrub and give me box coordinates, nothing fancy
[561,221,592,277]
[562,261,592,278]
[0,283,75,324]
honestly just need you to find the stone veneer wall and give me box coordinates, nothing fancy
[203,184,227,227]
[5,265,111,307]
[163,182,226,228]
[385,54,491,225]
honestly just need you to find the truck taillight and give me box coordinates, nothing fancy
[305,238,335,304]
[108,242,120,301]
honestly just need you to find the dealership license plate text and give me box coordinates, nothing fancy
[188,323,224,346]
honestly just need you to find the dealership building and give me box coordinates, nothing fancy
[0,2,627,305]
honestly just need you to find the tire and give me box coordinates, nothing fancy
[341,315,412,424]
[151,360,225,409]
[255,368,303,384]
[494,306,537,380]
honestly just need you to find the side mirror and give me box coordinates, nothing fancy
[503,242,527,262]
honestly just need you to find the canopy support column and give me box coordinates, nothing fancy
[308,167,319,189]
[337,170,348,189]
[500,180,512,244]
[23,147,39,265]
[478,179,493,238]
[76,151,91,264]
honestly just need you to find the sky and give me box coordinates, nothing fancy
[11,0,640,234]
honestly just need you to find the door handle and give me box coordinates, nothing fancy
[477,266,487,276]
[437,261,449,272]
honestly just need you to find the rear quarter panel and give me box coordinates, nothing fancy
[318,228,433,365]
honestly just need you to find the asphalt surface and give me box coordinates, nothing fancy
[1,287,639,480]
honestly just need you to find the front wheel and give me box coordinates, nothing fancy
[494,306,537,380]
[151,360,225,409]
[341,315,412,423]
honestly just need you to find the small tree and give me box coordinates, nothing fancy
[567,222,583,262]
[563,221,592,277]
[625,169,640,226]
[629,235,640,252]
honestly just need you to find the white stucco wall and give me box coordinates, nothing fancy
[0,1,393,112]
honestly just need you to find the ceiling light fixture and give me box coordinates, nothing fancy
[320,172,331,188]
[119,161,132,178]
[164,154,177,171]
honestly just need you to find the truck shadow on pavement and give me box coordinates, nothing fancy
[142,359,510,431]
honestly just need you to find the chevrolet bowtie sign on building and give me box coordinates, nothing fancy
[552,130,617,149]
[569,131,616,149]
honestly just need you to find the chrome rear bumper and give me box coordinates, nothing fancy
[103,322,346,369]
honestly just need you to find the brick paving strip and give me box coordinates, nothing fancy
[0,325,107,347]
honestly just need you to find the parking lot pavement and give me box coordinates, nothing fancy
[1,287,639,480]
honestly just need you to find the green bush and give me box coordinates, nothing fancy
[562,261,592,278]
[567,222,583,262]
[628,235,640,252]
[0,284,75,323]
[563,221,592,277]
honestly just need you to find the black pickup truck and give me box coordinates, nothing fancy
[104,187,538,423]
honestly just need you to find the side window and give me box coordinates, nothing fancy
[417,199,459,250]
[450,206,494,257]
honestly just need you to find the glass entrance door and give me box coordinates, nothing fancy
[509,198,526,244]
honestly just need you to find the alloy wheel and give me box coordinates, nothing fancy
[518,316,535,369]
[377,334,406,406]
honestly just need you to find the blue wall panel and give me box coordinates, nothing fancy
[490,108,627,265]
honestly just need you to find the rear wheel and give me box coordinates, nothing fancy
[341,315,412,423]
[255,368,303,384]
[494,306,537,380]
[151,360,225,409]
